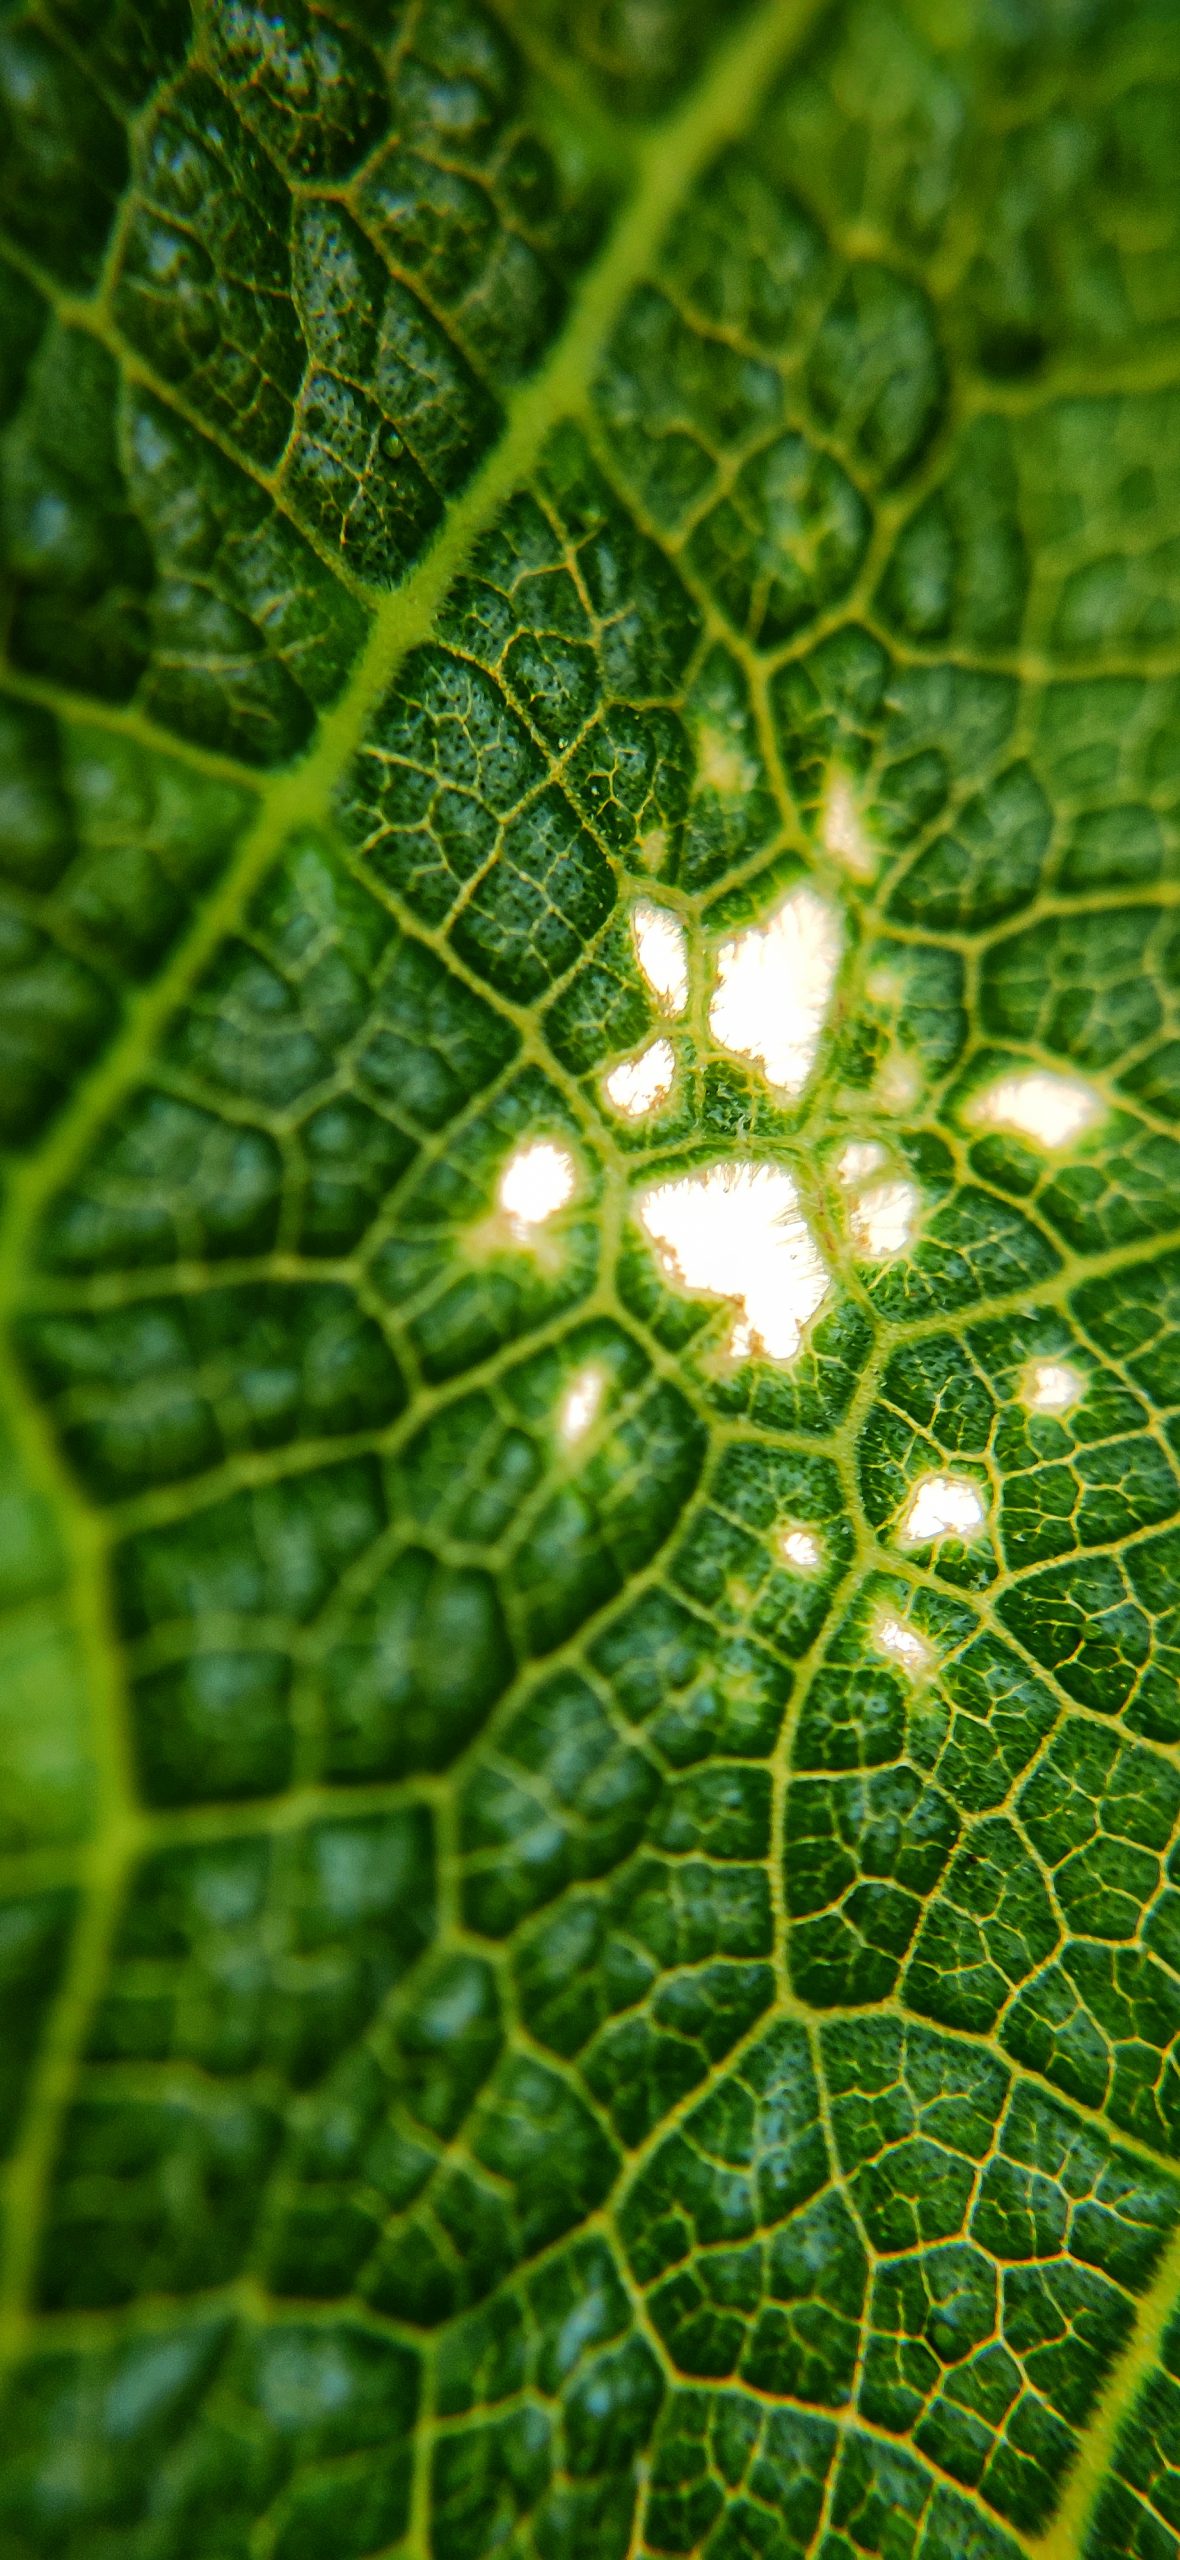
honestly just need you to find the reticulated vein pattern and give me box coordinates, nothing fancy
[3,4,1180,2558]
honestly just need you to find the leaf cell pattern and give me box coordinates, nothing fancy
[2,3,1180,2558]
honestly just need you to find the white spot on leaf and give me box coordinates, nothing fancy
[637,1160,829,1364]
[632,903,689,1014]
[874,1611,933,1677]
[604,1037,676,1119]
[558,1364,606,1445]
[849,1177,921,1261]
[822,771,876,879]
[875,1051,922,1113]
[697,725,754,797]
[836,1143,919,1261]
[900,1473,986,1545]
[708,885,841,1099]
[836,1141,887,1187]
[780,1526,823,1573]
[968,1067,1102,1152]
[497,1139,576,1234]
[1023,1358,1083,1415]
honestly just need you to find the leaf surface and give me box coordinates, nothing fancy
[2,3,1180,2556]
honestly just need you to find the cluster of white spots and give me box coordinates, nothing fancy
[1023,1357,1084,1415]
[836,1140,920,1262]
[900,1472,987,1546]
[967,1067,1103,1152]
[708,885,842,1099]
[604,1037,676,1119]
[558,1363,607,1446]
[637,1161,830,1364]
[873,1610,934,1678]
[779,1526,823,1574]
[631,902,689,1014]
[822,770,877,881]
[497,1138,577,1235]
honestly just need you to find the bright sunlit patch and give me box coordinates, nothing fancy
[849,1177,920,1261]
[900,1473,986,1545]
[780,1526,823,1573]
[558,1363,606,1446]
[708,886,841,1098]
[967,1067,1102,1152]
[637,1161,829,1364]
[497,1138,576,1234]
[822,770,876,880]
[873,1610,933,1677]
[632,903,689,1014]
[1023,1357,1084,1415]
[604,1037,676,1118]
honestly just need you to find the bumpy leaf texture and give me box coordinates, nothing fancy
[3,1,1180,2555]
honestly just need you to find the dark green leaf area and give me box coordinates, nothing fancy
[2,330,368,760]
[516,0,750,118]
[0,13,130,289]
[903,1819,1058,2040]
[0,1887,77,2156]
[642,2395,1049,2559]
[461,1600,782,2144]
[672,1438,854,1660]
[775,630,1017,870]
[0,695,256,1151]
[206,0,388,183]
[87,1804,436,2093]
[865,1186,1061,1328]
[600,201,945,561]
[786,1579,971,2004]
[432,2238,664,2560]
[1001,1835,1180,2158]
[888,762,1051,936]
[1075,1249,1180,1414]
[346,424,715,954]
[114,69,306,470]
[358,2049,619,2327]
[353,7,611,386]
[620,2012,1179,2538]
[351,661,619,1001]
[877,415,1029,657]
[0,2310,419,2560]
[620,2022,861,2402]
[0,0,618,763]
[23,1279,403,1501]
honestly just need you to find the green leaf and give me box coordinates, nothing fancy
[2,3,1180,2555]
